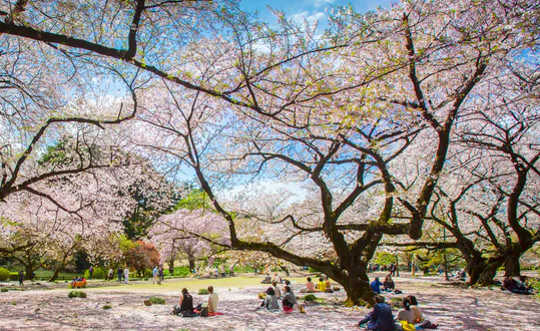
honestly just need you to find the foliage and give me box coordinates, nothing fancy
[148,296,166,304]
[0,267,10,281]
[84,267,105,279]
[372,252,396,266]
[198,288,209,295]
[303,294,317,302]
[68,291,87,298]
[163,266,191,278]
[1,288,8,292]
[102,304,112,310]
[124,241,161,275]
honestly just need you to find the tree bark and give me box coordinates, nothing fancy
[337,269,374,306]
[503,252,521,277]
[168,256,175,275]
[188,255,195,272]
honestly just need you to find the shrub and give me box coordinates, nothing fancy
[0,267,10,281]
[68,290,87,298]
[102,305,112,310]
[303,294,317,302]
[198,288,209,295]
[1,288,8,292]
[144,300,152,306]
[84,267,105,279]
[149,296,165,304]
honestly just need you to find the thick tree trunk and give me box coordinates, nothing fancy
[168,256,175,275]
[49,267,61,282]
[25,264,34,280]
[465,255,486,285]
[339,272,374,306]
[503,252,521,277]
[477,260,501,285]
[188,255,195,272]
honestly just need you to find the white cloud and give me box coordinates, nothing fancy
[290,10,326,26]
[314,0,336,8]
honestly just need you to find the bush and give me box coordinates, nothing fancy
[9,272,19,281]
[1,288,8,292]
[303,294,317,302]
[102,304,112,310]
[148,296,165,304]
[0,267,10,281]
[84,267,105,279]
[68,290,87,298]
[198,288,209,295]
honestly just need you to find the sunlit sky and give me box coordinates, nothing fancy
[240,0,396,25]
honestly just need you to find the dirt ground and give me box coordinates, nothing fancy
[0,274,539,331]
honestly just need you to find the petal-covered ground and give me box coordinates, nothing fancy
[0,274,539,330]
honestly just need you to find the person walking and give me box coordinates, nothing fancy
[117,267,123,282]
[124,267,129,284]
[18,271,24,287]
[158,266,164,284]
[152,266,159,284]
[89,265,94,279]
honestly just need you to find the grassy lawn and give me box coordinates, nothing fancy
[89,276,307,293]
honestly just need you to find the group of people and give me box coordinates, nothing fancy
[152,265,165,285]
[259,279,304,313]
[370,274,401,294]
[173,286,220,317]
[359,295,438,330]
[502,275,534,295]
[299,276,333,293]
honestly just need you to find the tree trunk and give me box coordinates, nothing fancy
[339,271,374,306]
[25,264,34,280]
[503,252,521,277]
[188,255,195,272]
[477,260,501,285]
[49,267,61,282]
[168,256,175,275]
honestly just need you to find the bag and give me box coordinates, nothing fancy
[200,307,209,317]
[172,305,182,315]
[399,320,416,331]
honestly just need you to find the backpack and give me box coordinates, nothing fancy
[200,307,209,317]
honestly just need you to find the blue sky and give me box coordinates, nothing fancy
[240,0,396,26]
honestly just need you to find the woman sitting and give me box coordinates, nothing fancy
[383,274,395,291]
[316,277,327,292]
[300,277,316,293]
[282,285,297,313]
[260,287,280,311]
[397,296,438,329]
[176,288,198,317]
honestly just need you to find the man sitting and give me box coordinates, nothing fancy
[358,295,396,331]
[370,277,382,294]
[207,286,219,314]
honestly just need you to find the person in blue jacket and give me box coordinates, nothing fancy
[358,295,396,331]
[370,277,382,294]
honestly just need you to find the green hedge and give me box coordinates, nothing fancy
[84,267,105,279]
[0,267,10,281]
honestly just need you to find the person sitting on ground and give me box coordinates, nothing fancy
[282,285,297,313]
[261,273,272,284]
[518,276,533,292]
[358,295,396,331]
[383,274,395,291]
[260,287,280,311]
[503,276,531,294]
[324,276,332,291]
[207,286,219,314]
[300,277,316,293]
[272,281,282,298]
[398,296,438,329]
[317,277,327,292]
[176,288,198,317]
[271,273,282,284]
[370,277,382,294]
